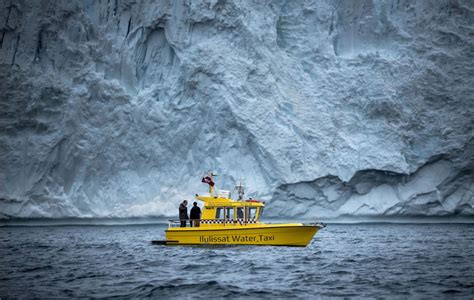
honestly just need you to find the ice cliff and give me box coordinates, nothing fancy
[0,0,473,219]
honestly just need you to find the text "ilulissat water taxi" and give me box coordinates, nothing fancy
[153,174,325,247]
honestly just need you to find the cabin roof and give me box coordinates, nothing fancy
[195,195,265,207]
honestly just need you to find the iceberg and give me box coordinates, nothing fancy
[0,0,473,219]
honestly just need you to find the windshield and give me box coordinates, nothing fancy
[245,207,257,220]
[258,207,263,220]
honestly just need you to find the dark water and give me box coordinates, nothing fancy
[1,223,473,298]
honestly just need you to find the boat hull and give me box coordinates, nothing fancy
[164,224,320,247]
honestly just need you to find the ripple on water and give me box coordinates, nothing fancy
[1,224,474,298]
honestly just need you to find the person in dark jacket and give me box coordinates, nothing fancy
[179,200,188,227]
[190,202,201,227]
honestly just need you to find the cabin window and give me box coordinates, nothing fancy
[225,207,234,220]
[245,207,257,220]
[236,207,244,219]
[215,207,224,219]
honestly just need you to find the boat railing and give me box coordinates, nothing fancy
[168,218,259,228]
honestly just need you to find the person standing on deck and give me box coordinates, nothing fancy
[190,202,201,227]
[179,200,189,227]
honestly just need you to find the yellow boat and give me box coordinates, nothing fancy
[153,176,325,247]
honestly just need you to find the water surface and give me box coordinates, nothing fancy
[1,223,473,298]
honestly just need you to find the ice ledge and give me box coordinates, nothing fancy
[269,156,474,218]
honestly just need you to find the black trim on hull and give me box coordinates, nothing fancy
[153,242,308,247]
[151,240,178,245]
[165,225,320,233]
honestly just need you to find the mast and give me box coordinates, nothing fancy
[209,172,215,196]
[202,171,216,197]
[234,180,245,200]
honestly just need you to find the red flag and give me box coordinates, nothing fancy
[201,176,215,186]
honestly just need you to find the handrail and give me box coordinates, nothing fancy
[170,218,258,222]
[168,218,259,228]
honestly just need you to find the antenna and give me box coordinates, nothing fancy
[234,179,245,200]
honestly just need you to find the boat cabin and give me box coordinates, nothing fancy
[196,195,265,223]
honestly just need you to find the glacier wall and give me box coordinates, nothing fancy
[0,0,473,219]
